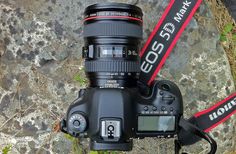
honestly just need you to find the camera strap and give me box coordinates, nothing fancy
[139,0,236,150]
[193,93,236,132]
[178,93,236,146]
[177,118,217,154]
[139,0,202,86]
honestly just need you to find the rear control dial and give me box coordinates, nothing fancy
[68,113,87,133]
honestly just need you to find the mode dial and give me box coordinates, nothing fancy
[68,113,87,134]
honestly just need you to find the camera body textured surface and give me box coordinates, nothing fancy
[62,80,183,151]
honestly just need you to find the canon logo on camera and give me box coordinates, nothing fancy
[209,98,236,121]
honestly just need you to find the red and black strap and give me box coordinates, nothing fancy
[193,93,236,132]
[139,0,202,86]
[178,93,236,145]
[139,0,236,149]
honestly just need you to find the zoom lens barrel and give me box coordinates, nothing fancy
[83,3,143,88]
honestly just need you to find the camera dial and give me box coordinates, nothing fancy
[68,113,87,135]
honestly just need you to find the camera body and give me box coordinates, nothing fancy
[60,3,184,151]
[61,80,183,150]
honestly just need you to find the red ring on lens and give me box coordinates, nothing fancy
[84,16,143,23]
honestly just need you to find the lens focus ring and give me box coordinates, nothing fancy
[83,22,142,38]
[85,61,140,73]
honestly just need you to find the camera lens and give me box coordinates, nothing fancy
[83,3,143,88]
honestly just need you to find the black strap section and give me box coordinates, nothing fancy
[178,93,236,146]
[177,117,201,146]
[178,118,217,154]
[174,140,182,154]
[139,0,202,86]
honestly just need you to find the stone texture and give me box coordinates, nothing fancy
[0,0,235,154]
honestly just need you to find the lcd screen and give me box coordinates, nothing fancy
[138,116,175,131]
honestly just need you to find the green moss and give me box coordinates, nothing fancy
[64,134,83,154]
[1,145,12,154]
[73,73,87,85]
[220,23,234,42]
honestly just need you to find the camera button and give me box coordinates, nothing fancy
[161,106,166,111]
[162,95,175,105]
[152,106,157,111]
[143,106,148,111]
[88,45,94,58]
[73,120,80,127]
[159,91,164,95]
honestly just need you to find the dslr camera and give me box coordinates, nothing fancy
[61,3,183,151]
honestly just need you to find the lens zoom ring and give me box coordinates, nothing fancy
[85,61,140,72]
[83,22,142,38]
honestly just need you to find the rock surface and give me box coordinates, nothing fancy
[0,0,235,154]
